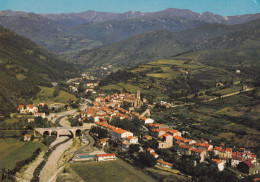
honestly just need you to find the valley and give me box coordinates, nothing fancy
[0,5,260,182]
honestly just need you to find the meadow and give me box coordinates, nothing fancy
[0,138,44,170]
[69,159,155,182]
[36,86,77,104]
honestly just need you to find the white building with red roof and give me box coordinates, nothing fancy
[212,159,224,171]
[27,104,38,114]
[157,160,173,169]
[127,136,138,144]
[18,105,26,114]
[95,154,116,161]
[111,128,133,140]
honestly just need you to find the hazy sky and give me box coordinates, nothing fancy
[0,0,259,16]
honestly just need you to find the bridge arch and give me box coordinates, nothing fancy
[51,130,58,137]
[75,129,82,137]
[43,131,50,136]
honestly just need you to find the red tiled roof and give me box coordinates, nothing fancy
[192,149,203,154]
[212,159,222,164]
[24,134,31,137]
[27,104,35,109]
[214,146,222,151]
[113,128,128,134]
[243,160,255,168]
[168,129,180,134]
[147,148,153,152]
[254,178,260,182]
[151,152,158,156]
[157,160,173,166]
[127,136,134,140]
[174,136,182,140]
[208,148,213,152]
[18,105,24,110]
[226,148,232,152]
[179,144,192,149]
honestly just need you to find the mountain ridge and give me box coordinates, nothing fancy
[74,18,260,68]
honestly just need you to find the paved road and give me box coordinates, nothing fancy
[74,130,96,155]
[55,116,65,126]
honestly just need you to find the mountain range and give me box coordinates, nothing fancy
[1,8,260,55]
[41,8,260,26]
[74,18,260,68]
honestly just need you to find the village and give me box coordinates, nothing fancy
[10,69,258,182]
[74,90,260,176]
[12,69,259,181]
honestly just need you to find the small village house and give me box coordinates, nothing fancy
[212,159,225,171]
[24,134,31,141]
[111,128,133,140]
[157,160,173,169]
[95,154,116,161]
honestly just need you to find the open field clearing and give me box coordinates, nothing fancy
[0,138,44,170]
[70,159,155,182]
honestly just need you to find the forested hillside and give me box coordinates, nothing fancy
[75,19,260,68]
[0,26,80,118]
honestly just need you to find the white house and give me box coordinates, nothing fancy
[18,105,26,114]
[24,134,31,141]
[127,136,138,144]
[144,118,154,124]
[157,160,173,169]
[34,113,46,118]
[111,128,133,140]
[147,148,155,153]
[27,105,38,114]
[151,152,159,158]
[95,154,116,161]
[212,159,225,171]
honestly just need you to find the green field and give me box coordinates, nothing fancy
[70,159,155,182]
[36,86,77,104]
[99,58,242,102]
[0,138,44,170]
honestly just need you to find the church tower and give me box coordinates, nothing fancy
[136,90,141,100]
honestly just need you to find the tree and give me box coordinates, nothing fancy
[53,86,60,97]
[138,152,157,167]
[128,144,140,154]
[78,83,85,93]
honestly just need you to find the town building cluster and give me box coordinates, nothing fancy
[18,103,47,120]
[82,92,259,175]
[80,91,146,123]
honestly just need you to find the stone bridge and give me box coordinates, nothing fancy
[35,124,95,138]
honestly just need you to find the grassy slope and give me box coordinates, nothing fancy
[0,138,44,170]
[36,86,77,104]
[99,59,241,102]
[70,160,154,182]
